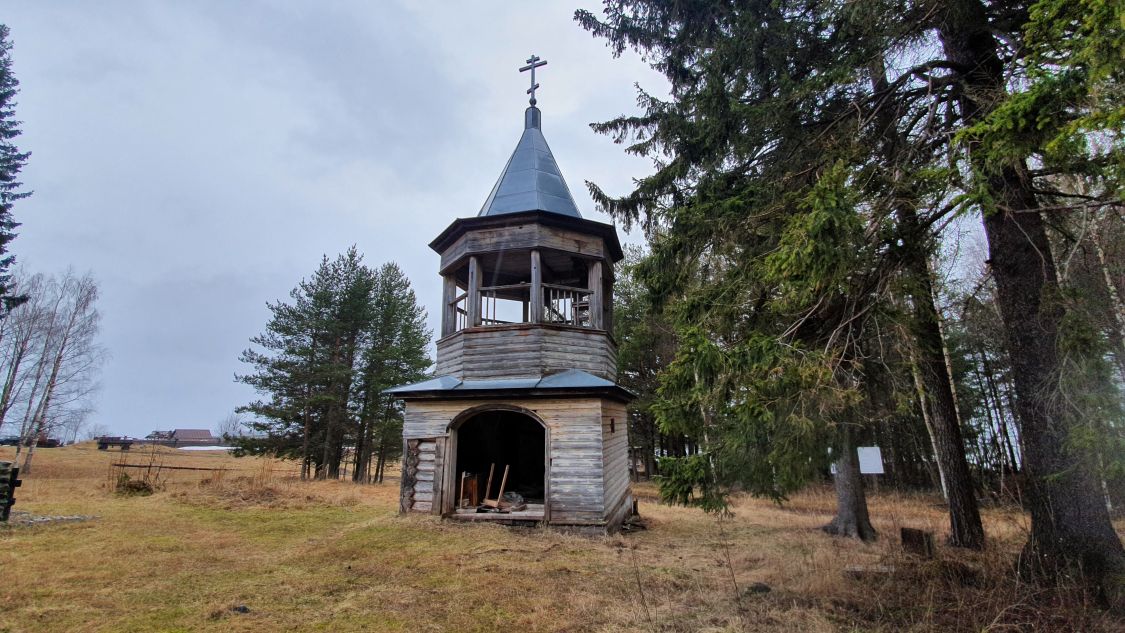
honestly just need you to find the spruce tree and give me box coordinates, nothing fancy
[578,0,1123,590]
[0,25,29,314]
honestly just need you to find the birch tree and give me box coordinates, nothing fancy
[0,270,104,471]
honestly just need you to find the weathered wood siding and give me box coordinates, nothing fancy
[540,328,616,381]
[434,332,464,377]
[439,224,608,274]
[434,325,616,381]
[401,398,621,526]
[601,400,632,529]
[545,398,605,524]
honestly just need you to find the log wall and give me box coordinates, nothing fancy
[399,438,438,513]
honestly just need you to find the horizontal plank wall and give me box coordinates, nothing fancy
[601,400,632,529]
[434,325,616,381]
[439,224,608,273]
[402,398,609,525]
[434,333,465,377]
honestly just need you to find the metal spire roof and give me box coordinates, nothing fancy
[478,55,582,218]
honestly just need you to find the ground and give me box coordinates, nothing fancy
[1,444,1121,632]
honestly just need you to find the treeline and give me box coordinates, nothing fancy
[235,248,431,482]
[0,269,105,473]
[583,0,1124,597]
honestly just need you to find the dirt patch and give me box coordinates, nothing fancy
[3,510,98,527]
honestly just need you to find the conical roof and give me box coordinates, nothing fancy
[478,107,582,218]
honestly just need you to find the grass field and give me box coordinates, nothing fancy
[1,444,1120,632]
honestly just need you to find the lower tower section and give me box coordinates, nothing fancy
[392,380,632,533]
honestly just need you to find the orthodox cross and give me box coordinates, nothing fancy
[519,54,548,106]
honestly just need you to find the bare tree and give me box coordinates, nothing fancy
[0,271,47,435]
[82,423,110,442]
[215,411,248,441]
[0,270,106,472]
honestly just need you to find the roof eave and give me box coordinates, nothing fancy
[428,211,625,262]
[390,385,635,404]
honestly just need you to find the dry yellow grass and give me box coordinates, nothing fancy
[1,444,1121,632]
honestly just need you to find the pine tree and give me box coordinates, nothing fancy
[235,250,431,481]
[0,25,29,315]
[353,262,431,483]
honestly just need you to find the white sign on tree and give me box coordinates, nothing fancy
[857,446,885,475]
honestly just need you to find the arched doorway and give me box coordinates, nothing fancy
[451,408,547,518]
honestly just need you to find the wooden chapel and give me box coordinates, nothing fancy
[387,56,634,532]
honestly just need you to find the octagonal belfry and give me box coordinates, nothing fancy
[388,58,634,533]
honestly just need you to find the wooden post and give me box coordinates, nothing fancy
[604,274,614,333]
[530,250,543,323]
[588,260,604,329]
[0,461,11,522]
[441,275,457,337]
[432,436,446,516]
[399,440,419,514]
[467,256,482,327]
[900,527,936,559]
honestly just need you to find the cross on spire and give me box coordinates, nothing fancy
[519,54,548,106]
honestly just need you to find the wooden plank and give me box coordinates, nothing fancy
[435,323,617,381]
[601,400,631,525]
[467,256,481,327]
[588,262,603,329]
[530,249,543,324]
[432,436,446,516]
[604,276,615,333]
[438,224,610,273]
[442,275,458,337]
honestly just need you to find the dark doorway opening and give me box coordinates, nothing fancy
[456,410,545,503]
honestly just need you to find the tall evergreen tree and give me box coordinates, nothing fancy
[613,245,680,480]
[353,262,431,483]
[0,25,29,315]
[578,0,1123,591]
[236,249,431,481]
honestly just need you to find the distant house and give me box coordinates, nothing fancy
[143,428,218,447]
[170,429,213,442]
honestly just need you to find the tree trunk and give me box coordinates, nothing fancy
[823,426,877,542]
[939,0,1125,595]
[977,348,1020,472]
[909,259,984,549]
[300,402,311,481]
[1091,214,1125,381]
[909,347,948,499]
[375,425,391,484]
[871,53,984,547]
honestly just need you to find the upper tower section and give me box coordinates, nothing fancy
[429,55,624,382]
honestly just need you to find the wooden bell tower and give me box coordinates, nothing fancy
[388,56,634,532]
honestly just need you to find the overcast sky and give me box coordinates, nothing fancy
[4,2,666,438]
